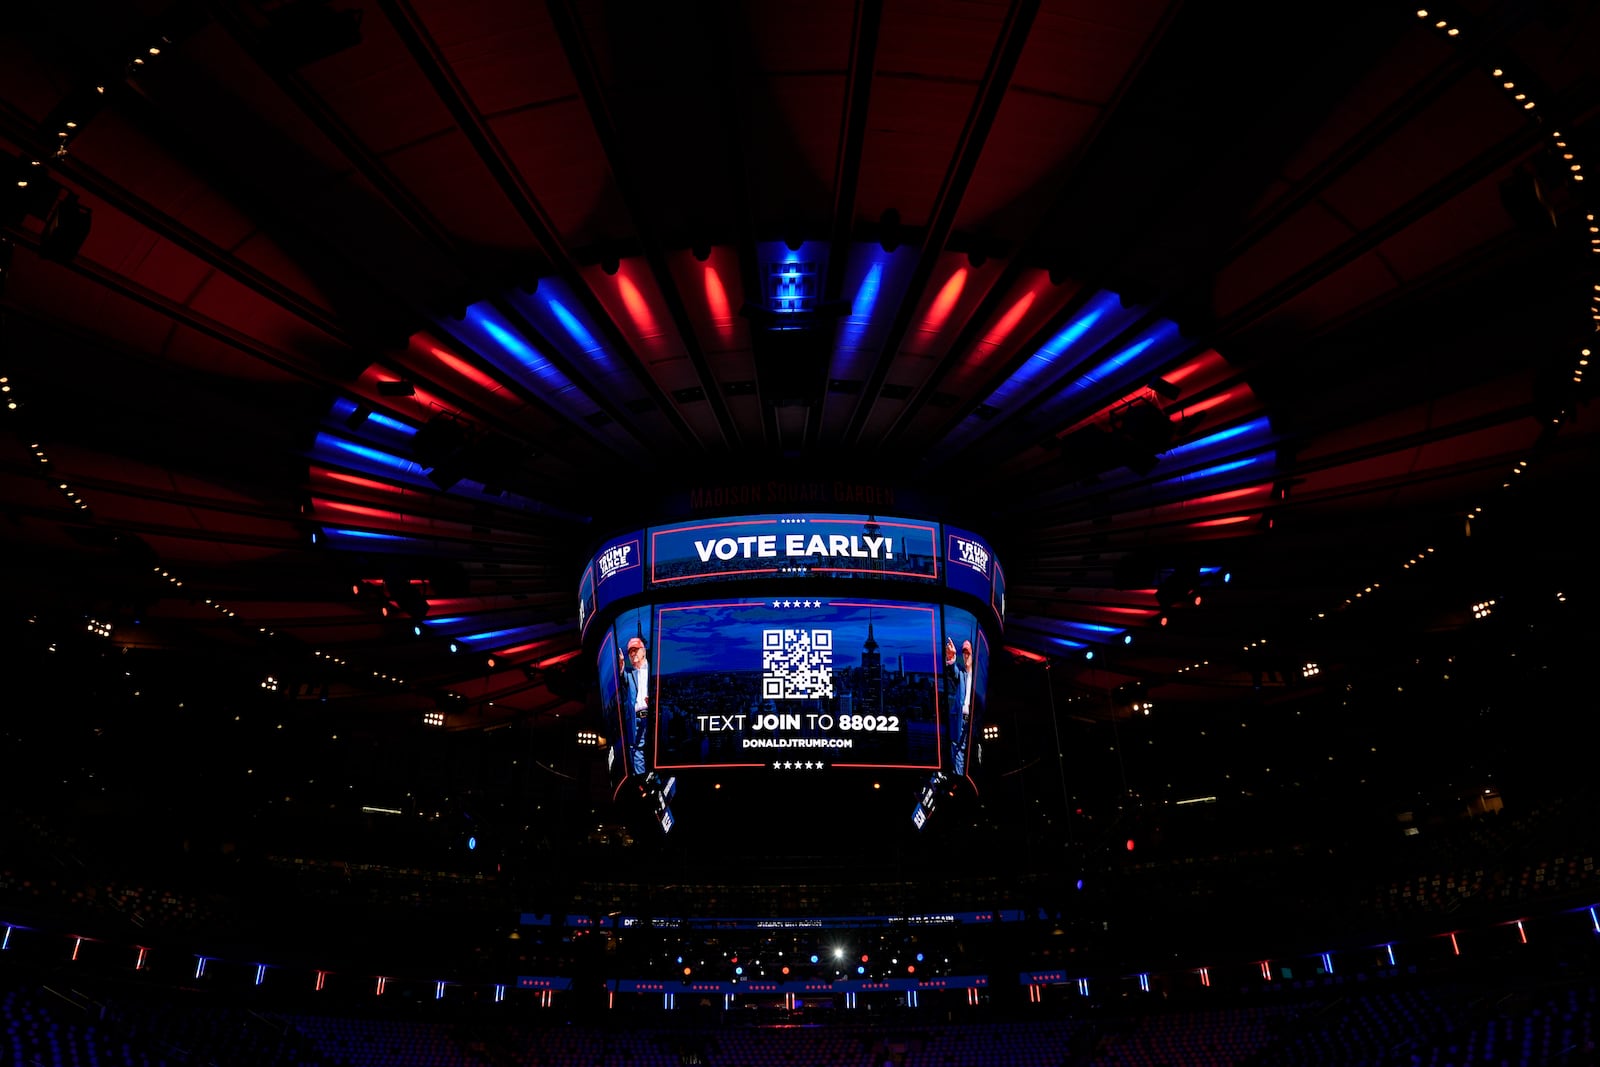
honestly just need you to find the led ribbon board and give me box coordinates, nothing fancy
[648,514,940,586]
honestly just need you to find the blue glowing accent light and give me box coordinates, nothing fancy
[1075,879,1084,891]
[313,433,418,476]
[1062,620,1122,634]
[546,297,601,353]
[1054,319,1182,408]
[449,642,458,654]
[1158,455,1273,486]
[1164,416,1272,461]
[322,527,409,541]
[1386,944,1396,965]
[1223,572,1232,583]
[852,262,884,319]
[810,955,819,964]
[413,626,422,637]
[1085,650,1094,660]
[1,926,10,951]
[735,966,743,975]
[457,627,531,644]
[995,306,1110,401]
[366,411,416,436]
[916,953,924,962]
[857,965,865,975]
[256,964,266,986]
[465,304,580,395]
[329,397,417,437]
[468,836,477,851]
[1123,634,1133,645]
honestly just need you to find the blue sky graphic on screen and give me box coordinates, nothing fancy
[647,514,940,586]
[650,598,966,770]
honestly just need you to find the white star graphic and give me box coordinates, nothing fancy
[772,600,781,608]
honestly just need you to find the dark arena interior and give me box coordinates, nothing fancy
[3,0,1600,1063]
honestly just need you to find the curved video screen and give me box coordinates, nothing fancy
[649,514,940,586]
[581,512,1005,633]
[600,598,987,778]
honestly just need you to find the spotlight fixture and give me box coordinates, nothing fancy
[422,710,445,728]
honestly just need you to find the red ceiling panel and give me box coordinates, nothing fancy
[490,100,630,247]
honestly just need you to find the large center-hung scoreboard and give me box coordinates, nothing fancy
[578,513,1004,831]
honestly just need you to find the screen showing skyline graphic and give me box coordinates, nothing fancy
[639,597,986,772]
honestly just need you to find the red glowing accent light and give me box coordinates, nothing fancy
[907,965,915,974]
[428,344,503,392]
[1194,596,1203,606]
[683,967,692,976]
[861,954,869,963]
[703,265,733,334]
[1159,616,1168,626]
[616,271,660,336]
[1125,839,1135,851]
[781,966,790,975]
[1190,514,1256,528]
[1449,932,1460,955]
[920,267,969,337]
[1005,645,1047,662]
[983,290,1037,347]
[1178,389,1240,418]
[1162,352,1219,385]
[537,649,583,669]
[730,957,738,964]
[316,499,404,522]
[1186,485,1270,507]
[318,469,404,493]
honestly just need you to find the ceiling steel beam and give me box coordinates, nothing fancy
[544,0,742,452]
[842,0,1042,447]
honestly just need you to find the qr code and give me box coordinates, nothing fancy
[762,629,835,700]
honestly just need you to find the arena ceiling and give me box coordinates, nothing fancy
[2,0,1597,741]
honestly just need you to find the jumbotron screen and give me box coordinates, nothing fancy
[583,511,1000,830]
[600,598,988,780]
